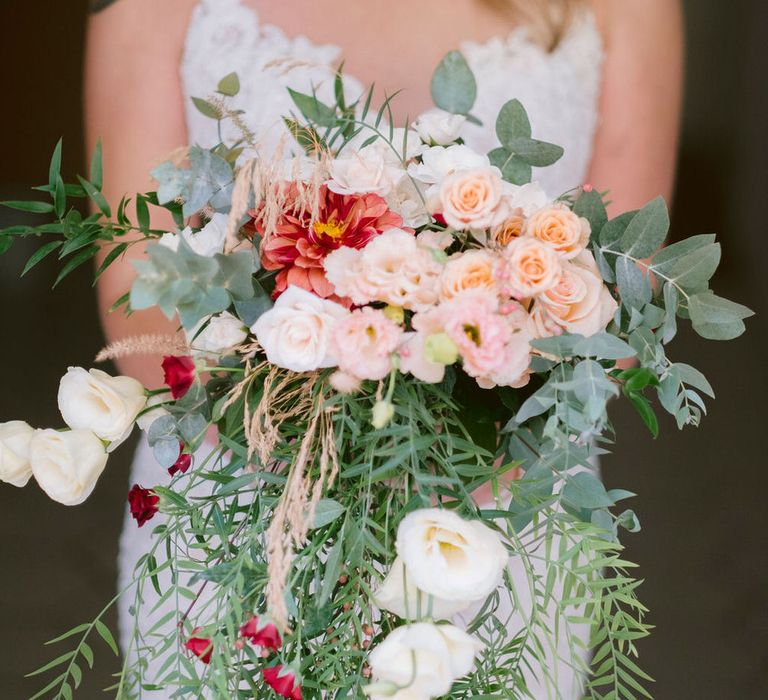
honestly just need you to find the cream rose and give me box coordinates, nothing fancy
[252,285,349,372]
[438,250,498,301]
[525,203,591,260]
[375,556,473,621]
[501,236,562,298]
[532,251,619,337]
[365,623,481,699]
[396,508,508,603]
[492,214,525,246]
[58,368,146,450]
[188,311,248,358]
[30,429,108,505]
[159,213,229,257]
[439,167,507,231]
[328,148,399,197]
[412,108,467,146]
[0,420,36,487]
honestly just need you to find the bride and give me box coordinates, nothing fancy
[85,0,682,697]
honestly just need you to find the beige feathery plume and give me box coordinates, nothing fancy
[95,334,189,363]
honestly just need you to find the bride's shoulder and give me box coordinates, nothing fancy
[590,0,683,44]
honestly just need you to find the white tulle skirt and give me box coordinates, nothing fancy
[118,438,590,699]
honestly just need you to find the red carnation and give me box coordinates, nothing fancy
[185,629,213,664]
[168,443,192,477]
[263,665,302,700]
[240,615,282,651]
[128,484,159,527]
[162,355,196,399]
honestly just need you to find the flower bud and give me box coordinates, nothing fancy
[371,401,395,430]
[424,332,459,366]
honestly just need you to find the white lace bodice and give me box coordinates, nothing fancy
[181,0,604,198]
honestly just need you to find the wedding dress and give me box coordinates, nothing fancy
[118,1,604,697]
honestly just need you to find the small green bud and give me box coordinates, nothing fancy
[424,332,459,365]
[371,400,395,430]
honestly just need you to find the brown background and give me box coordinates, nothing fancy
[0,1,766,698]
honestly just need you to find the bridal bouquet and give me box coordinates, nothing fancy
[0,53,752,700]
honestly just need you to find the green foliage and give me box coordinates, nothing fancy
[430,51,477,115]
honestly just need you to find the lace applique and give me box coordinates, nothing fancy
[181,1,603,197]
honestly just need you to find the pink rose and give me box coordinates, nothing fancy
[439,167,507,231]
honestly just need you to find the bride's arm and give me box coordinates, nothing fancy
[589,0,684,214]
[84,0,197,386]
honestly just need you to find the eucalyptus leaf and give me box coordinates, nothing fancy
[217,72,240,97]
[619,196,669,259]
[562,471,614,509]
[495,99,531,145]
[430,51,477,115]
[488,148,532,185]
[616,257,652,310]
[574,189,608,240]
[504,137,564,167]
[688,292,753,340]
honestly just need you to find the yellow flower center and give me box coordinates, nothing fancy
[314,217,347,239]
[463,324,482,346]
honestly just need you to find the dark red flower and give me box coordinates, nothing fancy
[168,443,192,477]
[162,355,196,399]
[240,615,282,651]
[185,629,213,664]
[263,665,302,700]
[128,484,159,527]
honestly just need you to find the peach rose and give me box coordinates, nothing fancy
[532,251,619,337]
[500,237,562,298]
[525,204,591,260]
[439,250,498,301]
[439,167,506,231]
[492,214,525,246]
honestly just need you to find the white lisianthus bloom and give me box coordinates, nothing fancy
[58,368,146,450]
[252,286,349,372]
[187,311,248,358]
[386,175,431,229]
[374,556,472,621]
[30,429,108,506]
[365,623,481,699]
[407,145,491,187]
[503,181,550,217]
[396,508,508,603]
[413,108,467,146]
[0,420,36,487]
[158,212,229,257]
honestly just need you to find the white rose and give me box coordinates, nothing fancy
[413,108,467,146]
[366,622,481,699]
[30,429,108,505]
[0,421,36,487]
[187,311,248,358]
[252,286,349,372]
[158,213,229,257]
[375,556,472,621]
[328,148,400,197]
[58,368,146,450]
[396,509,508,603]
[135,392,172,432]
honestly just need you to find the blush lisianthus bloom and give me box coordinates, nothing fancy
[251,185,405,301]
[57,367,146,450]
[395,508,508,604]
[386,175,431,229]
[412,108,467,146]
[252,286,349,372]
[525,203,591,260]
[531,250,619,337]
[374,556,473,621]
[332,307,404,381]
[0,420,36,487]
[408,145,491,187]
[439,167,509,231]
[399,306,452,384]
[499,235,562,298]
[324,228,442,312]
[438,249,498,301]
[364,622,481,700]
[29,429,108,506]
